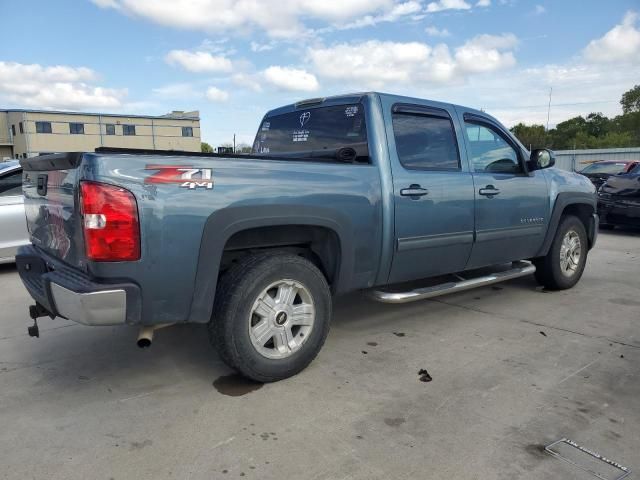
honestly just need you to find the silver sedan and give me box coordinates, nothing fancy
[0,160,28,264]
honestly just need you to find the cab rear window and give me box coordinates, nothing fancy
[252,104,369,163]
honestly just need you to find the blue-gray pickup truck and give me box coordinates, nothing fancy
[17,92,598,381]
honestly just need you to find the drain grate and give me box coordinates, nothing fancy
[545,438,630,480]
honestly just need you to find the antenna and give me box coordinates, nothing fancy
[546,87,553,131]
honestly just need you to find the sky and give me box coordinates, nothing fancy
[1,0,640,147]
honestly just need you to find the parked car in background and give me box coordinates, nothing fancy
[0,161,29,264]
[598,167,640,229]
[579,161,640,190]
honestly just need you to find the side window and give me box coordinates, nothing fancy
[123,124,136,136]
[392,113,460,170]
[0,170,22,197]
[464,122,521,173]
[105,124,116,135]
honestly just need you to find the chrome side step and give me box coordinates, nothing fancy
[369,261,536,304]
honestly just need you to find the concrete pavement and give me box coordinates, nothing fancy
[0,230,638,479]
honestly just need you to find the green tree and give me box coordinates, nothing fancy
[620,84,640,114]
[236,143,253,154]
[201,142,213,153]
[510,123,547,149]
[584,112,610,138]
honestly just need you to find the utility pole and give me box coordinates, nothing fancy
[233,134,236,154]
[546,87,553,132]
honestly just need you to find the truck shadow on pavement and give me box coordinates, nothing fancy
[8,271,542,397]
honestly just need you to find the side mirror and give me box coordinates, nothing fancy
[529,148,555,170]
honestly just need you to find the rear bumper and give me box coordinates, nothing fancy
[16,245,141,326]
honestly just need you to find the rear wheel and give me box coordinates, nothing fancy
[533,215,588,290]
[209,252,332,382]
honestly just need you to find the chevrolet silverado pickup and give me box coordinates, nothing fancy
[17,92,598,381]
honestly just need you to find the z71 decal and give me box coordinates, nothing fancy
[145,165,213,190]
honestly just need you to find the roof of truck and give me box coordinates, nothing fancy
[264,91,492,123]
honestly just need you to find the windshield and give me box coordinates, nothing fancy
[252,103,369,163]
[581,162,628,174]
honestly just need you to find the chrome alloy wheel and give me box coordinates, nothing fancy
[248,280,315,359]
[559,230,582,277]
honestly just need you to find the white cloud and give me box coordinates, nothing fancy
[232,73,263,92]
[477,0,490,6]
[165,50,233,73]
[0,61,126,110]
[205,86,229,102]
[308,35,517,88]
[338,1,422,29]
[250,41,275,52]
[91,0,398,38]
[426,0,472,13]
[425,26,451,37]
[454,33,518,73]
[583,11,640,63]
[262,66,319,92]
[533,4,546,15]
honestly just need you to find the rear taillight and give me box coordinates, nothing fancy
[80,181,140,262]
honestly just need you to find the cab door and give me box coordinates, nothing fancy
[457,110,550,268]
[383,99,475,284]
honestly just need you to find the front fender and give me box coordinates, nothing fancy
[536,192,597,257]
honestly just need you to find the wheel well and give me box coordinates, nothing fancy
[220,225,341,289]
[562,203,595,245]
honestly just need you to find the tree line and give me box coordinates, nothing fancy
[511,85,640,151]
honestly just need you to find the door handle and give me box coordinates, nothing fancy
[479,185,500,197]
[400,184,429,198]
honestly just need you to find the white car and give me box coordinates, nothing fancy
[0,160,28,264]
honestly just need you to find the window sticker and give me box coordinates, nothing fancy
[299,111,311,127]
[293,130,309,142]
[345,106,359,117]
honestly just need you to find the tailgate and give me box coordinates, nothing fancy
[20,153,85,267]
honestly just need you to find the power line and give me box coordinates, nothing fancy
[488,99,619,110]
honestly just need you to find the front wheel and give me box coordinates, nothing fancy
[533,215,588,290]
[209,252,332,382]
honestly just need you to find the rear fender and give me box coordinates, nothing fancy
[188,205,352,324]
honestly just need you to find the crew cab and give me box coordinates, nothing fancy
[17,92,598,381]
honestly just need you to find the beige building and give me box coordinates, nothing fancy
[0,109,201,159]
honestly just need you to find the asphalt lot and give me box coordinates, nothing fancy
[1,230,638,480]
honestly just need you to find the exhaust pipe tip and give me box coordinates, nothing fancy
[136,324,172,349]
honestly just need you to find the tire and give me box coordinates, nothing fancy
[533,215,588,290]
[209,252,332,382]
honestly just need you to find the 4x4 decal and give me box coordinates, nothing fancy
[144,164,213,190]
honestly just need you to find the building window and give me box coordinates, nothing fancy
[11,125,16,136]
[123,124,136,136]
[36,121,52,134]
[182,126,194,137]
[19,122,24,134]
[105,124,116,135]
[69,123,84,134]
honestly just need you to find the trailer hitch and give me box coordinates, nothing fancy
[27,304,55,338]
